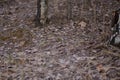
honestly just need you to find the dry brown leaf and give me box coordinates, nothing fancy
[78,21,87,29]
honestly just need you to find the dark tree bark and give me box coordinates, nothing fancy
[35,0,48,27]
[67,0,72,20]
[35,0,41,26]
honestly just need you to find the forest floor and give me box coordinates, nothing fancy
[0,0,120,80]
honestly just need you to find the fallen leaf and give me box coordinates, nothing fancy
[78,21,87,29]
[96,64,105,73]
[18,41,26,47]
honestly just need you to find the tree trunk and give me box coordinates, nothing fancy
[36,0,48,27]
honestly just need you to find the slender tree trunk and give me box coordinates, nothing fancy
[67,0,72,20]
[36,0,48,27]
[36,0,41,26]
[40,0,48,25]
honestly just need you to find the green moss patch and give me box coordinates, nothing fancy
[0,28,33,49]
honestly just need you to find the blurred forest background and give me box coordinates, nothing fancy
[0,0,120,80]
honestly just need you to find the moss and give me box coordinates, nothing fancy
[12,28,24,39]
[0,28,33,48]
[0,35,10,41]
